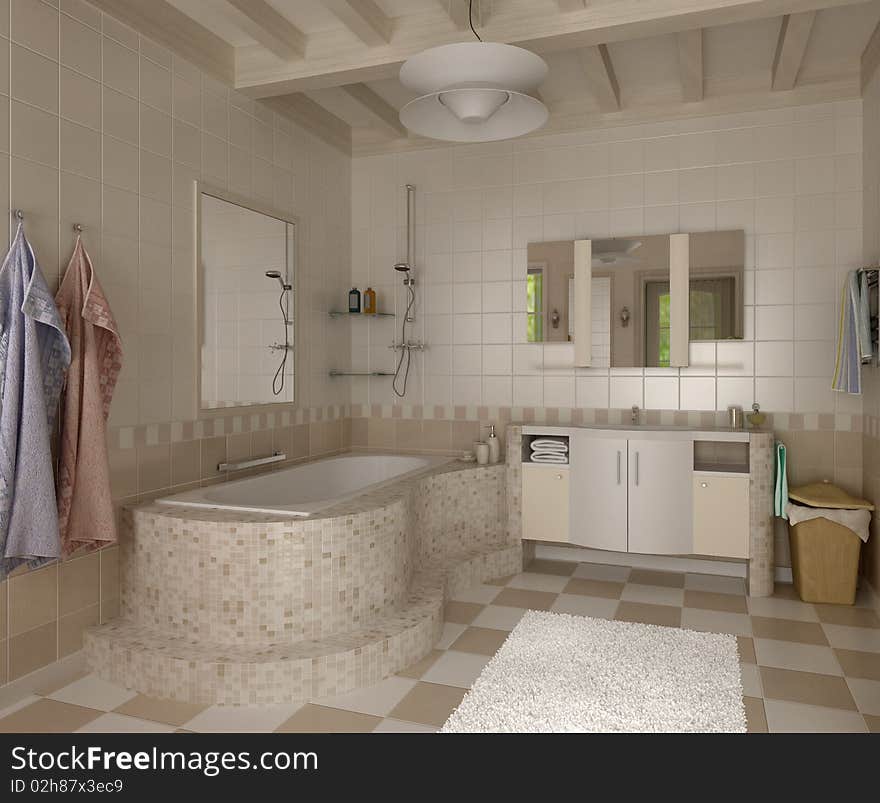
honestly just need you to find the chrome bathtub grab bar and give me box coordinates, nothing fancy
[218,451,286,472]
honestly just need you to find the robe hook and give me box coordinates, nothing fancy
[73,223,83,233]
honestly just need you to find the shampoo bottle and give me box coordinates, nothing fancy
[348,287,361,313]
[487,424,500,464]
[364,287,376,314]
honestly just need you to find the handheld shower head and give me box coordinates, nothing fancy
[265,270,291,290]
[393,263,410,272]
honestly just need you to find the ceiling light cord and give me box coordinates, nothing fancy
[469,0,482,42]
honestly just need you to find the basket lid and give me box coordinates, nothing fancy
[789,481,874,511]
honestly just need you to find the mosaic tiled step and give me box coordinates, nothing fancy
[85,544,522,705]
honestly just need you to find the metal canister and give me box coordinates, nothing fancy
[727,405,743,429]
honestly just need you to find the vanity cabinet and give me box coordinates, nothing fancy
[693,473,749,558]
[627,439,694,555]
[569,432,628,551]
[522,463,570,543]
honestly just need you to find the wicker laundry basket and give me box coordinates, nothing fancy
[787,483,873,605]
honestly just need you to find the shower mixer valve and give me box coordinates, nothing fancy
[389,340,426,351]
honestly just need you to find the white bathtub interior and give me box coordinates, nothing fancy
[158,453,451,516]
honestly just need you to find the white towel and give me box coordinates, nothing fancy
[832,271,861,394]
[530,452,568,464]
[530,438,568,453]
[786,502,871,544]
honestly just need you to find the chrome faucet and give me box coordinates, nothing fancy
[631,405,640,424]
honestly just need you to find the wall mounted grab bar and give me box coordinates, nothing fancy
[218,451,286,472]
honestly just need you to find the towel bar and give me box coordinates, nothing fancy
[218,452,286,472]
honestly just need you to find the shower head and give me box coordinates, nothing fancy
[394,262,415,286]
[393,263,411,272]
[265,270,291,290]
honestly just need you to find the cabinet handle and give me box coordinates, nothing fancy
[616,450,621,485]
[634,451,639,486]
[556,474,563,480]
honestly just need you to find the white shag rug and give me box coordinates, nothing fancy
[441,611,746,733]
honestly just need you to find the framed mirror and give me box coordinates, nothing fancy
[526,229,744,368]
[196,183,297,412]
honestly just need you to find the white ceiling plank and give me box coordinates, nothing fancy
[557,0,587,11]
[323,0,393,47]
[771,11,816,90]
[861,18,880,90]
[341,83,407,138]
[263,94,352,154]
[677,28,703,102]
[87,0,234,83]
[236,0,867,97]
[579,44,620,112]
[224,0,306,61]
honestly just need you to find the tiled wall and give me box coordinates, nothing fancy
[0,0,352,687]
[351,100,863,420]
[862,62,880,594]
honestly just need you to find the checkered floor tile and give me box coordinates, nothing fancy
[1,560,879,733]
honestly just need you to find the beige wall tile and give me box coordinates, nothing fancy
[452,421,480,452]
[12,44,58,112]
[367,418,395,449]
[0,639,6,686]
[108,444,138,499]
[9,564,57,637]
[171,440,200,486]
[60,553,99,615]
[350,417,367,447]
[172,74,200,127]
[200,436,226,479]
[252,428,273,457]
[59,603,99,657]
[140,105,172,158]
[60,12,100,78]
[101,595,120,624]
[101,13,138,50]
[61,119,100,179]
[292,424,309,459]
[137,443,171,493]
[396,420,422,451]
[62,0,101,30]
[227,432,252,463]
[0,581,6,641]
[12,0,59,60]
[60,68,100,129]
[103,136,139,193]
[102,37,138,98]
[0,37,9,97]
[140,56,171,113]
[103,87,138,145]
[11,101,58,167]
[100,547,119,603]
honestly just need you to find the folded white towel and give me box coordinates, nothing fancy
[530,438,568,453]
[530,452,568,464]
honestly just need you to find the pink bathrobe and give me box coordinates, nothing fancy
[55,238,123,556]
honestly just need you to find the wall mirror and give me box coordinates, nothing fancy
[196,185,297,411]
[526,229,744,368]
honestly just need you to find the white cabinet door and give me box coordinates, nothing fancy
[522,464,570,543]
[628,438,693,555]
[693,473,749,558]
[569,432,628,551]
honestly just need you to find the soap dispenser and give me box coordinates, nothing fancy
[487,424,500,464]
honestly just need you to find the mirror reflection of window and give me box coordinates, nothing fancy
[526,266,544,343]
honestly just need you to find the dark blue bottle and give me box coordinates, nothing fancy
[348,287,361,313]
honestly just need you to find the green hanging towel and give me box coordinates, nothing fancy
[774,441,788,519]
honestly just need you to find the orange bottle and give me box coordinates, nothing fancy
[364,287,377,315]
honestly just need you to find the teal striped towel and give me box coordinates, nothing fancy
[774,442,788,519]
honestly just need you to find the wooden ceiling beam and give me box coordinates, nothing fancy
[771,11,816,90]
[579,44,620,112]
[341,83,407,138]
[262,94,352,154]
[225,0,306,61]
[323,0,393,47]
[861,19,880,90]
[86,0,234,84]
[677,28,703,102]
[237,0,866,97]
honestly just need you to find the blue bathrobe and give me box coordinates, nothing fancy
[0,225,71,578]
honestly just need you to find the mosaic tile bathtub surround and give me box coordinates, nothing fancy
[85,462,521,705]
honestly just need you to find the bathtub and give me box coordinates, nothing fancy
[158,452,451,516]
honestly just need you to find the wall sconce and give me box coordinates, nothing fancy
[619,306,630,327]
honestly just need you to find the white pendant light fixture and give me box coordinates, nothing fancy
[399,1,548,142]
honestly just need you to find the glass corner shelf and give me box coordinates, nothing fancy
[328,370,394,377]
[328,310,395,318]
